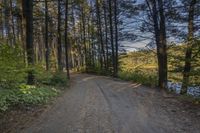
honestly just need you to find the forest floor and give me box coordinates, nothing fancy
[1,74,200,133]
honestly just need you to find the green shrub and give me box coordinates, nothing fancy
[50,72,68,87]
[118,70,158,87]
[34,66,53,85]
[0,44,26,89]
[0,44,67,112]
[17,84,59,105]
[34,66,68,87]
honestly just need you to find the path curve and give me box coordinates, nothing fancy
[22,74,200,133]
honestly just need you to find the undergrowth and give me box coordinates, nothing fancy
[0,70,68,112]
[0,85,59,112]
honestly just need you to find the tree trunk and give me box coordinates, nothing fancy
[3,0,11,44]
[158,0,168,89]
[45,0,50,71]
[81,4,87,71]
[9,0,16,45]
[57,0,63,71]
[108,0,116,76]
[181,0,196,94]
[148,0,167,89]
[114,0,119,77]
[65,0,70,79]
[96,0,106,70]
[0,3,4,39]
[22,0,35,85]
[103,0,109,70]
[19,0,27,65]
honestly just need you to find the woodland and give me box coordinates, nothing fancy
[0,0,200,132]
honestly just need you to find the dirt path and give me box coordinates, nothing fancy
[22,74,200,133]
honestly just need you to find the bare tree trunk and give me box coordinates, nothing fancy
[103,0,109,70]
[96,0,106,70]
[19,0,27,65]
[71,6,76,68]
[22,0,35,84]
[3,0,11,44]
[147,0,167,89]
[158,0,168,89]
[80,2,87,71]
[9,0,16,45]
[91,14,96,68]
[108,0,116,76]
[57,0,63,71]
[114,0,119,77]
[0,2,4,39]
[181,0,196,94]
[65,0,70,79]
[45,0,50,71]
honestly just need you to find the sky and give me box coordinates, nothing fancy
[119,0,200,52]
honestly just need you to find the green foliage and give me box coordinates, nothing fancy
[0,44,26,89]
[0,64,67,112]
[72,66,86,73]
[168,43,200,85]
[33,66,68,87]
[49,72,68,87]
[0,44,68,112]
[118,70,157,87]
[120,44,200,86]
[86,65,112,76]
[0,85,59,112]
[119,50,158,86]
[34,66,53,85]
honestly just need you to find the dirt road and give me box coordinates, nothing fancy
[22,74,200,133]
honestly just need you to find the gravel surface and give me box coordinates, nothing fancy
[21,74,200,133]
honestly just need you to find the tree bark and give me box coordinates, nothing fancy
[114,0,119,77]
[22,0,35,85]
[181,0,196,94]
[81,3,87,71]
[3,0,11,44]
[45,0,50,71]
[65,0,70,79]
[108,0,116,76]
[9,0,16,45]
[103,0,109,70]
[0,2,4,39]
[57,0,63,71]
[96,0,106,70]
[158,0,168,89]
[147,0,167,89]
